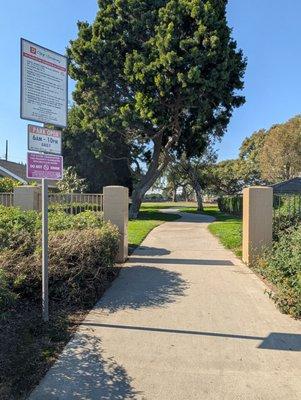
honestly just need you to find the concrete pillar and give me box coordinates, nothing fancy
[103,186,129,263]
[242,186,273,265]
[14,185,41,211]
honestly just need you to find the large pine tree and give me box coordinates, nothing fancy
[68,0,246,217]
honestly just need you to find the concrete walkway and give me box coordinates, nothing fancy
[29,213,301,400]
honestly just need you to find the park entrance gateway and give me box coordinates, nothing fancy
[20,38,68,321]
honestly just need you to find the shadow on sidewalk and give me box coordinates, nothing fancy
[129,257,234,266]
[98,266,189,313]
[81,324,301,352]
[30,333,140,400]
[133,246,171,256]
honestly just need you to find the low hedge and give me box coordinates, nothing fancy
[0,225,119,308]
[0,206,118,312]
[253,225,301,318]
[0,205,104,252]
[217,195,243,216]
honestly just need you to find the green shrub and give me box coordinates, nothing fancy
[0,207,104,252]
[217,195,243,216]
[0,269,18,315]
[0,206,115,310]
[0,206,38,253]
[272,214,300,241]
[0,177,20,193]
[0,223,119,306]
[253,226,301,318]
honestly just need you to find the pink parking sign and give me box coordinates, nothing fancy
[27,152,63,180]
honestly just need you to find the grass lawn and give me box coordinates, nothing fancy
[182,205,243,257]
[128,207,181,253]
[208,214,242,257]
[140,202,242,256]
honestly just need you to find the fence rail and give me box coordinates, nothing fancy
[273,194,301,218]
[273,194,301,237]
[0,192,14,207]
[47,193,103,214]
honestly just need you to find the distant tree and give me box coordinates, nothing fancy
[166,148,216,210]
[260,116,301,182]
[164,162,186,202]
[239,129,267,185]
[208,159,245,195]
[177,149,217,210]
[68,0,246,218]
[57,166,87,193]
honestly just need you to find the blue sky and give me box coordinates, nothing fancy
[1,0,301,163]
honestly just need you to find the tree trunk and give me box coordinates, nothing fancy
[182,185,187,202]
[184,162,203,211]
[194,184,203,211]
[129,112,181,219]
[172,187,177,202]
[129,135,170,219]
[129,190,144,219]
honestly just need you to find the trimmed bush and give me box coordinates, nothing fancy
[0,223,119,306]
[217,195,243,216]
[253,226,301,318]
[0,206,118,310]
[0,206,104,252]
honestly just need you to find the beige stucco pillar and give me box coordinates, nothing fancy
[103,186,129,263]
[242,186,273,265]
[14,185,41,211]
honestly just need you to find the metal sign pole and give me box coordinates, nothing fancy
[21,38,67,322]
[42,178,49,322]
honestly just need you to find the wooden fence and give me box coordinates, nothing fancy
[0,192,14,207]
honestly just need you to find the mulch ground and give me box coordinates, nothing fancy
[0,267,121,400]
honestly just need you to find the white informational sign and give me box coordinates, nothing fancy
[28,124,62,155]
[20,38,68,127]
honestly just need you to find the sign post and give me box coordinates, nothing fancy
[21,38,67,322]
[42,178,49,321]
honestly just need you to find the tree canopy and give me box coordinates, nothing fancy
[260,116,301,182]
[207,159,246,195]
[63,106,133,193]
[239,129,267,185]
[68,0,246,216]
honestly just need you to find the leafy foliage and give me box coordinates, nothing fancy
[0,205,118,311]
[1,226,119,306]
[253,226,301,318]
[0,269,18,315]
[239,129,267,185]
[0,206,38,253]
[0,177,20,193]
[207,159,246,195]
[68,0,246,216]
[217,195,242,216]
[63,106,133,193]
[272,195,301,240]
[57,166,87,193]
[260,115,301,182]
[0,205,104,253]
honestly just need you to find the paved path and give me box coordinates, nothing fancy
[30,213,301,400]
